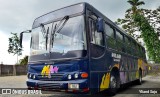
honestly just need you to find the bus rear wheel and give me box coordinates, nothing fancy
[136,70,142,85]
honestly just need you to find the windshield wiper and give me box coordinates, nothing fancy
[55,15,69,33]
[40,23,49,50]
[51,15,69,46]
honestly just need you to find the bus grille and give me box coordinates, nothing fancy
[38,83,60,89]
[38,73,64,81]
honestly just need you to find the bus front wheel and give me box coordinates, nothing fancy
[108,72,120,96]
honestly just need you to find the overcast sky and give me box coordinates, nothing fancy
[0,0,159,64]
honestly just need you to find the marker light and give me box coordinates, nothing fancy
[81,72,88,78]
[74,73,78,79]
[68,74,72,80]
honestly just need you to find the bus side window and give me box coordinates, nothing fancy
[130,40,134,55]
[142,47,146,59]
[133,41,137,56]
[104,23,116,49]
[90,19,104,46]
[124,36,128,53]
[116,30,123,52]
[125,36,132,54]
[140,46,144,58]
[137,45,140,57]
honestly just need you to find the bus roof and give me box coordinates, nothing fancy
[32,2,144,49]
[32,2,85,28]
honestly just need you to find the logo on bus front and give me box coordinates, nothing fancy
[41,65,59,78]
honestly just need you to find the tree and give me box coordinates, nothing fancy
[127,0,145,14]
[142,7,160,35]
[116,3,160,41]
[8,32,22,64]
[116,0,160,63]
[116,10,140,40]
[19,56,28,65]
[116,0,145,40]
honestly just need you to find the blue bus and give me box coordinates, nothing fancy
[20,2,148,95]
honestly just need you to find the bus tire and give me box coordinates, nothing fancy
[137,70,142,85]
[108,72,120,96]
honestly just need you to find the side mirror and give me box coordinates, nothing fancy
[19,30,31,47]
[20,32,23,47]
[96,18,104,32]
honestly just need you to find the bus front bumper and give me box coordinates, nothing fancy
[26,79,89,92]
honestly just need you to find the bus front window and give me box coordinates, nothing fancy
[31,26,49,53]
[31,15,87,59]
[51,16,86,54]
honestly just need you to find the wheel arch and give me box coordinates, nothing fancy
[110,67,120,77]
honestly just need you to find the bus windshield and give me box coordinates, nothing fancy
[31,15,87,59]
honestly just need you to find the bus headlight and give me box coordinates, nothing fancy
[74,73,78,79]
[68,74,72,80]
[68,84,79,89]
[33,75,36,79]
[29,74,32,78]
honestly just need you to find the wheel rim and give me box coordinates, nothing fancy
[110,76,116,88]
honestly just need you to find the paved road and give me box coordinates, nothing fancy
[0,74,160,97]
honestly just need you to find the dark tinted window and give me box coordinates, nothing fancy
[116,30,124,52]
[104,23,116,49]
[124,36,132,54]
[116,30,123,42]
[105,24,114,38]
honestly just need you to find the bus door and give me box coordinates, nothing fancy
[88,16,106,92]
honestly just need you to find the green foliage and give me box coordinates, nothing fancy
[8,32,22,63]
[133,13,160,63]
[8,32,22,56]
[141,8,160,35]
[116,4,160,41]
[19,56,28,65]
[127,0,145,14]
[116,0,160,63]
[115,9,140,41]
